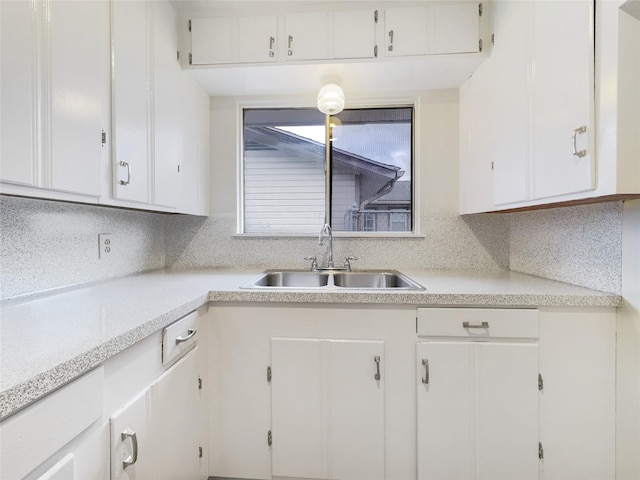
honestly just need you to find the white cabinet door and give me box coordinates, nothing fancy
[285,12,331,60]
[271,337,384,480]
[153,0,180,208]
[333,10,376,59]
[111,0,150,204]
[190,17,233,65]
[531,0,595,200]
[151,348,206,480]
[417,341,539,480]
[384,7,428,57]
[426,2,480,54]
[110,388,154,480]
[236,15,278,63]
[48,0,108,197]
[0,0,38,186]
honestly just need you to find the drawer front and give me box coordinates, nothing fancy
[162,310,199,366]
[417,308,539,339]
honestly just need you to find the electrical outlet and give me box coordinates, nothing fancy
[98,233,113,259]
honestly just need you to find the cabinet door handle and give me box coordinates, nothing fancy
[269,36,275,57]
[119,161,131,186]
[374,355,381,380]
[175,328,197,344]
[388,30,394,51]
[121,428,138,469]
[462,321,489,329]
[421,359,429,384]
[287,35,293,56]
[572,125,587,158]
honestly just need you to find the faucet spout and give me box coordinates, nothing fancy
[318,224,334,268]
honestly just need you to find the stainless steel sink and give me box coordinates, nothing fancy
[242,269,424,291]
[333,270,424,290]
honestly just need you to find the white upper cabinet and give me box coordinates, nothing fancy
[333,10,377,59]
[285,12,331,61]
[385,3,481,57]
[0,0,108,197]
[111,1,151,204]
[0,0,38,187]
[48,0,108,197]
[460,0,606,213]
[530,1,595,200]
[191,15,278,65]
[384,7,429,57]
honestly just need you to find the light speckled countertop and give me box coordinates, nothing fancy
[0,268,620,419]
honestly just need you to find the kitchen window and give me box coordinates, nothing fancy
[241,106,414,235]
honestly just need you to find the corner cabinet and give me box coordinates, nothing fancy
[459,0,598,213]
[271,338,384,480]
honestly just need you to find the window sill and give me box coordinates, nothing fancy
[232,232,426,239]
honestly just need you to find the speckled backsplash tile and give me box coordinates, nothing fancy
[165,212,510,272]
[0,196,167,300]
[509,202,623,294]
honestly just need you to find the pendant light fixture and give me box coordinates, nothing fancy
[317,83,345,115]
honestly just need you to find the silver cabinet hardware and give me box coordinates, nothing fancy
[269,36,275,57]
[121,428,138,469]
[572,125,587,157]
[538,442,544,460]
[175,328,197,344]
[199,446,203,458]
[267,366,272,383]
[462,321,489,329]
[268,430,272,446]
[538,373,544,391]
[479,3,483,16]
[374,356,381,380]
[421,359,429,384]
[287,35,293,56]
[119,161,131,186]
[387,30,394,51]
[101,130,106,147]
[198,377,203,390]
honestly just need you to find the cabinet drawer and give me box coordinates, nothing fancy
[417,308,539,339]
[162,310,199,366]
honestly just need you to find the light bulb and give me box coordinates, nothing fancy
[317,83,345,115]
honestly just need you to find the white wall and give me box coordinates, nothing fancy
[617,199,640,479]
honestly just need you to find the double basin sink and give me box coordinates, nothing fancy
[242,269,425,291]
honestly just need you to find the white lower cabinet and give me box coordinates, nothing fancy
[417,341,539,479]
[109,346,206,480]
[271,337,384,480]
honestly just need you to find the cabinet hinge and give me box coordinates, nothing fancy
[198,377,203,390]
[188,19,192,32]
[199,446,203,458]
[189,53,193,66]
[374,45,378,58]
[101,130,106,147]
[267,430,273,446]
[479,38,483,52]
[374,10,378,23]
[479,3,483,16]
[538,373,544,391]
[538,442,544,460]
[267,366,272,383]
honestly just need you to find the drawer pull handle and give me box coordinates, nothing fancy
[121,428,138,469]
[571,125,587,158]
[462,321,489,329]
[374,356,381,381]
[175,328,197,344]
[422,359,429,384]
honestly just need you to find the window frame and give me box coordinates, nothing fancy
[236,95,422,238]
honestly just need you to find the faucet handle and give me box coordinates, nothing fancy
[344,256,358,271]
[304,256,318,271]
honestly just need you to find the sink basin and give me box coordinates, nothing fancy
[333,270,424,290]
[242,269,424,291]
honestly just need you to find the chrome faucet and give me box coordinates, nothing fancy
[318,223,334,269]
